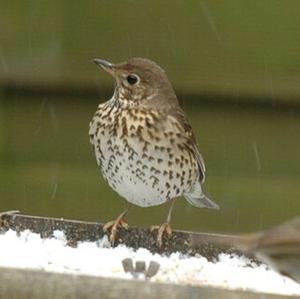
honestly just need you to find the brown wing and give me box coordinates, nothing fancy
[167,107,206,183]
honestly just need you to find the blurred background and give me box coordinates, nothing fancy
[0,0,299,234]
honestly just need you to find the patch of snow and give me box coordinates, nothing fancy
[0,229,299,296]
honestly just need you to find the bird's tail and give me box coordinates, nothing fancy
[184,193,220,210]
[184,181,220,210]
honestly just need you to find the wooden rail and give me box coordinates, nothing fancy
[0,213,297,299]
[0,213,241,259]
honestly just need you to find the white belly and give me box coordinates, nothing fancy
[90,104,198,207]
[97,134,177,207]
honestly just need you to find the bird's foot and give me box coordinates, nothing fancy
[0,210,20,229]
[151,223,172,248]
[103,211,129,245]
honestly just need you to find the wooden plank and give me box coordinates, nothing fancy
[0,213,241,259]
[0,267,292,299]
[0,213,298,299]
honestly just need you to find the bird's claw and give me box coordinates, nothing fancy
[103,214,129,245]
[151,223,172,248]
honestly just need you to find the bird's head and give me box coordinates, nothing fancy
[93,57,178,108]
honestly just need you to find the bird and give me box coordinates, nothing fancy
[234,216,300,283]
[89,57,219,247]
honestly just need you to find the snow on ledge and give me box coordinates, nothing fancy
[0,229,299,296]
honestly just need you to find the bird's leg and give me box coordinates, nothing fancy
[151,199,175,247]
[103,205,131,245]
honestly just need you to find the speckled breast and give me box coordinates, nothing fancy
[89,99,198,207]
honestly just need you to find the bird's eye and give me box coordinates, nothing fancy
[126,74,139,85]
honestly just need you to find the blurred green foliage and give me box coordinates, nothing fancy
[0,2,299,234]
[0,96,299,233]
[1,1,300,101]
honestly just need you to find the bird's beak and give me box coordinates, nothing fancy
[93,58,115,76]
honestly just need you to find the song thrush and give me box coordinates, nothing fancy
[89,57,219,247]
